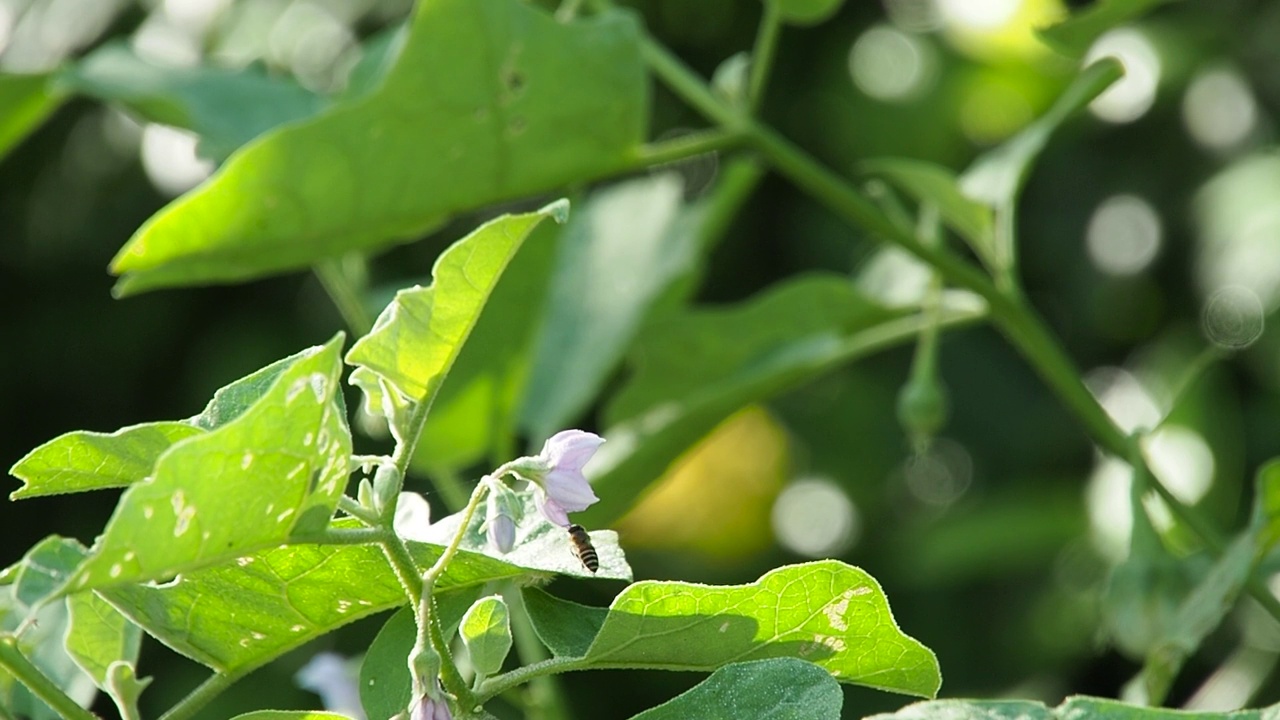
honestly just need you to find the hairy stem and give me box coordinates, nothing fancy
[0,637,99,720]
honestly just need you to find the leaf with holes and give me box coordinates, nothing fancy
[63,336,350,594]
[100,511,625,673]
[109,0,646,294]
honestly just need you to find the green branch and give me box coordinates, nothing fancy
[0,637,99,720]
[631,27,1280,628]
[158,668,247,720]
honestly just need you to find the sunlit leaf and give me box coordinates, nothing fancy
[870,695,1280,720]
[9,422,204,500]
[961,59,1123,271]
[412,213,560,472]
[64,336,350,593]
[346,203,566,431]
[65,591,141,689]
[109,0,646,294]
[460,595,512,677]
[60,43,328,161]
[627,658,842,720]
[0,73,63,164]
[860,158,995,271]
[581,275,985,524]
[525,561,940,698]
[101,509,623,674]
[1038,0,1184,58]
[191,347,318,431]
[0,538,97,720]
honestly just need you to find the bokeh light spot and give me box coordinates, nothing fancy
[1182,66,1257,152]
[1202,285,1265,350]
[1085,194,1162,276]
[140,123,214,196]
[849,25,934,102]
[902,438,973,508]
[1085,28,1161,124]
[771,477,858,557]
[1085,367,1161,434]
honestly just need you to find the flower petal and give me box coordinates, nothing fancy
[540,430,605,472]
[536,491,571,527]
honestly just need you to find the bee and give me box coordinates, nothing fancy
[566,524,599,573]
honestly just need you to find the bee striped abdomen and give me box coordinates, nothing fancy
[567,524,599,573]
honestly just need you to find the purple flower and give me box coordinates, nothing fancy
[410,693,452,720]
[531,430,603,526]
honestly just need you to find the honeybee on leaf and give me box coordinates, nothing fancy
[566,524,599,573]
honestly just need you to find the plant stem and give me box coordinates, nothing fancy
[314,257,374,337]
[158,669,246,720]
[477,656,589,702]
[505,584,572,720]
[747,3,783,114]
[635,28,1280,628]
[337,494,380,525]
[0,636,99,720]
[632,128,747,169]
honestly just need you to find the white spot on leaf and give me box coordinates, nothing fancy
[276,508,295,523]
[109,564,123,578]
[823,589,855,632]
[241,453,254,469]
[174,506,195,537]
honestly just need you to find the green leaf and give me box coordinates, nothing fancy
[627,658,842,720]
[0,539,97,720]
[419,494,632,581]
[100,511,620,674]
[765,0,845,26]
[520,173,707,442]
[870,695,1280,720]
[528,561,939,697]
[1250,458,1280,557]
[860,158,996,272]
[960,59,1123,271]
[1038,0,1184,58]
[581,275,985,524]
[347,203,566,418]
[59,43,328,161]
[1124,533,1255,704]
[522,588,607,658]
[460,595,512,678]
[9,422,204,500]
[65,336,351,592]
[0,73,64,164]
[359,593,482,720]
[65,592,142,689]
[193,346,324,431]
[109,0,646,294]
[413,214,560,471]
[13,537,89,607]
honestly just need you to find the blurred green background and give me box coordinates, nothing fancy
[4,0,1280,717]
